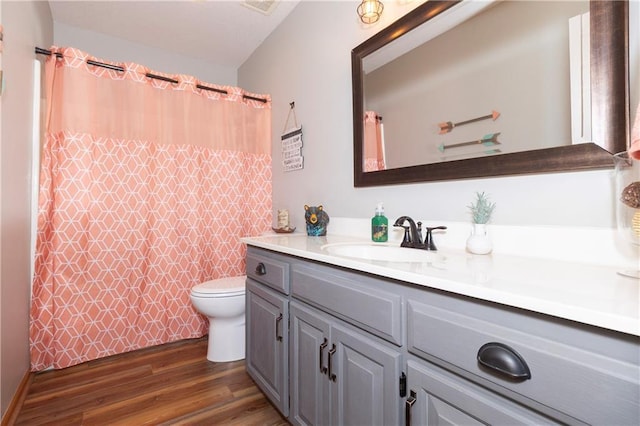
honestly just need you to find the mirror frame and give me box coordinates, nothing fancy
[352,0,629,187]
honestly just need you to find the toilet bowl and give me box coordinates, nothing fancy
[190,275,246,362]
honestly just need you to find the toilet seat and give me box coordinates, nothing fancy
[191,275,246,298]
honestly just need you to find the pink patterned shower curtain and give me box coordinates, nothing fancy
[30,47,272,371]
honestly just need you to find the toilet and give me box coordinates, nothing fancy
[190,275,246,362]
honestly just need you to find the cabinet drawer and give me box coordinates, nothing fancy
[246,248,290,295]
[291,262,402,345]
[407,358,559,425]
[407,292,640,425]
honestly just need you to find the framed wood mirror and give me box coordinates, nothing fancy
[352,0,629,187]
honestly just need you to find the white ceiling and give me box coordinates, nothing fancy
[47,0,301,68]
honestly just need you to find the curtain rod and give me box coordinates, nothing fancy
[35,47,268,103]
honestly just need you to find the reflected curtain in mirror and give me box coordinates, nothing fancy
[364,111,386,171]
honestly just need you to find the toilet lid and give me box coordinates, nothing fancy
[191,275,246,297]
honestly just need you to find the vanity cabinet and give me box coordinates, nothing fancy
[289,261,403,426]
[245,246,640,426]
[290,301,402,426]
[246,280,288,416]
[245,249,291,417]
[405,286,640,425]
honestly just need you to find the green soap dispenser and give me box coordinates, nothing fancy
[371,202,388,242]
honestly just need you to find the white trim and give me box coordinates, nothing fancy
[569,12,591,144]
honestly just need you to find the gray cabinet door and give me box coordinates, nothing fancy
[246,279,289,417]
[330,323,402,426]
[406,359,559,426]
[290,301,402,426]
[290,302,331,426]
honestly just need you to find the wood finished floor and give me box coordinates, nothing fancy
[14,337,289,425]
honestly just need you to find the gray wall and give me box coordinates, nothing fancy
[1,0,53,417]
[239,0,638,230]
[54,22,238,86]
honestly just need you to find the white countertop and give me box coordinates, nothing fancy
[241,230,640,337]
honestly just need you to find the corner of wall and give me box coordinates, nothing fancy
[0,0,53,417]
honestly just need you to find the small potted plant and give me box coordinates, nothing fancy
[466,192,496,254]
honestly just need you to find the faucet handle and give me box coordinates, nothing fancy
[424,226,447,251]
[416,221,424,245]
[394,223,412,247]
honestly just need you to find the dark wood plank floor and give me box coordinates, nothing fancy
[14,337,288,425]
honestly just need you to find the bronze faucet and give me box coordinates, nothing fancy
[393,216,447,251]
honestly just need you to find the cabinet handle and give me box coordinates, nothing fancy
[255,262,266,276]
[275,313,283,342]
[477,342,531,381]
[405,390,416,426]
[328,344,337,382]
[319,338,328,374]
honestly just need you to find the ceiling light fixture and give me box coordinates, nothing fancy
[242,0,278,16]
[357,0,384,24]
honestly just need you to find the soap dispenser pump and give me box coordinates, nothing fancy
[371,202,388,242]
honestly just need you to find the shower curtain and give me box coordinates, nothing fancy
[364,111,385,171]
[30,47,272,371]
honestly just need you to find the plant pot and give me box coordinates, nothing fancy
[466,223,492,255]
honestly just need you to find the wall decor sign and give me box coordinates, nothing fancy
[281,102,304,172]
[282,126,303,171]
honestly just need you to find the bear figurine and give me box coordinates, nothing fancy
[304,205,330,236]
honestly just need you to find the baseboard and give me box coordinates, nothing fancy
[1,370,33,426]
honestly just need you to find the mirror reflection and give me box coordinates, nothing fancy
[362,0,589,172]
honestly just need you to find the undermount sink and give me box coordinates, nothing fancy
[321,243,446,263]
